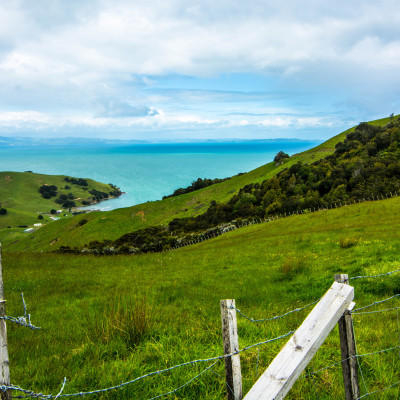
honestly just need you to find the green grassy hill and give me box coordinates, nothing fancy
[2,114,394,252]
[3,196,400,399]
[0,171,120,230]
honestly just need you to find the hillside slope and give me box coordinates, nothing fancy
[3,196,400,399]
[1,114,395,251]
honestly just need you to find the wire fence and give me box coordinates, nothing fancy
[223,267,400,399]
[1,330,294,399]
[3,267,400,399]
[0,293,40,330]
[162,190,399,253]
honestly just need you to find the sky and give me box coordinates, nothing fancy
[0,0,399,142]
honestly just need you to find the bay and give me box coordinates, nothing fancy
[0,141,320,210]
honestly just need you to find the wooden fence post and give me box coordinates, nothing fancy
[335,274,359,400]
[221,299,243,400]
[0,244,11,400]
[243,282,354,400]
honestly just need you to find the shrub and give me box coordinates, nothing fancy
[64,177,88,186]
[0,208,7,215]
[39,185,57,199]
[78,219,88,226]
[38,215,43,220]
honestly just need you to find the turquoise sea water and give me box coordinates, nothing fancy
[0,141,320,210]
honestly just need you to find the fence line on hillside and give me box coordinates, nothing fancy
[2,246,400,399]
[161,190,399,253]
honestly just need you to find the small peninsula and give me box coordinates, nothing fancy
[0,171,121,230]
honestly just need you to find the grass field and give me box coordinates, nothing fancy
[3,196,400,399]
[2,114,395,252]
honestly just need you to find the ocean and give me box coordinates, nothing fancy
[0,141,321,210]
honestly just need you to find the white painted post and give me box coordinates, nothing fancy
[243,282,354,400]
[0,244,11,400]
[221,299,243,400]
[335,274,360,400]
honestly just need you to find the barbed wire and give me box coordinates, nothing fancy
[147,360,220,400]
[0,293,40,330]
[353,306,400,316]
[209,368,236,399]
[352,294,400,312]
[230,299,319,323]
[1,330,294,399]
[349,269,400,281]
[302,345,400,380]
[357,379,400,399]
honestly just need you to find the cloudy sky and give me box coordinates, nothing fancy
[0,0,399,141]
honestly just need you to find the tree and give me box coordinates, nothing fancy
[39,185,58,199]
[0,208,7,215]
[38,215,44,220]
[274,151,290,164]
[63,200,76,212]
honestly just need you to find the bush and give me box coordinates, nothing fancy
[0,208,7,215]
[50,209,57,215]
[64,177,88,186]
[39,185,57,199]
[38,215,43,220]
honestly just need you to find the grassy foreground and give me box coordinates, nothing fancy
[3,196,400,399]
[2,114,395,252]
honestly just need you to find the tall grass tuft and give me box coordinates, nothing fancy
[281,255,308,278]
[339,237,359,249]
[85,295,151,349]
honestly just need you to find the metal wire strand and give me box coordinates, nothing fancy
[302,345,400,379]
[352,294,400,312]
[352,306,400,315]
[231,300,319,323]
[356,379,400,399]
[0,293,40,330]
[350,269,400,281]
[147,360,220,400]
[1,331,294,399]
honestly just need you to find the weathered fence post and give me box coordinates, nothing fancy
[0,244,11,400]
[221,299,243,400]
[243,282,354,400]
[335,274,359,400]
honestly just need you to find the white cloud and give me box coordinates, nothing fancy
[0,0,399,138]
